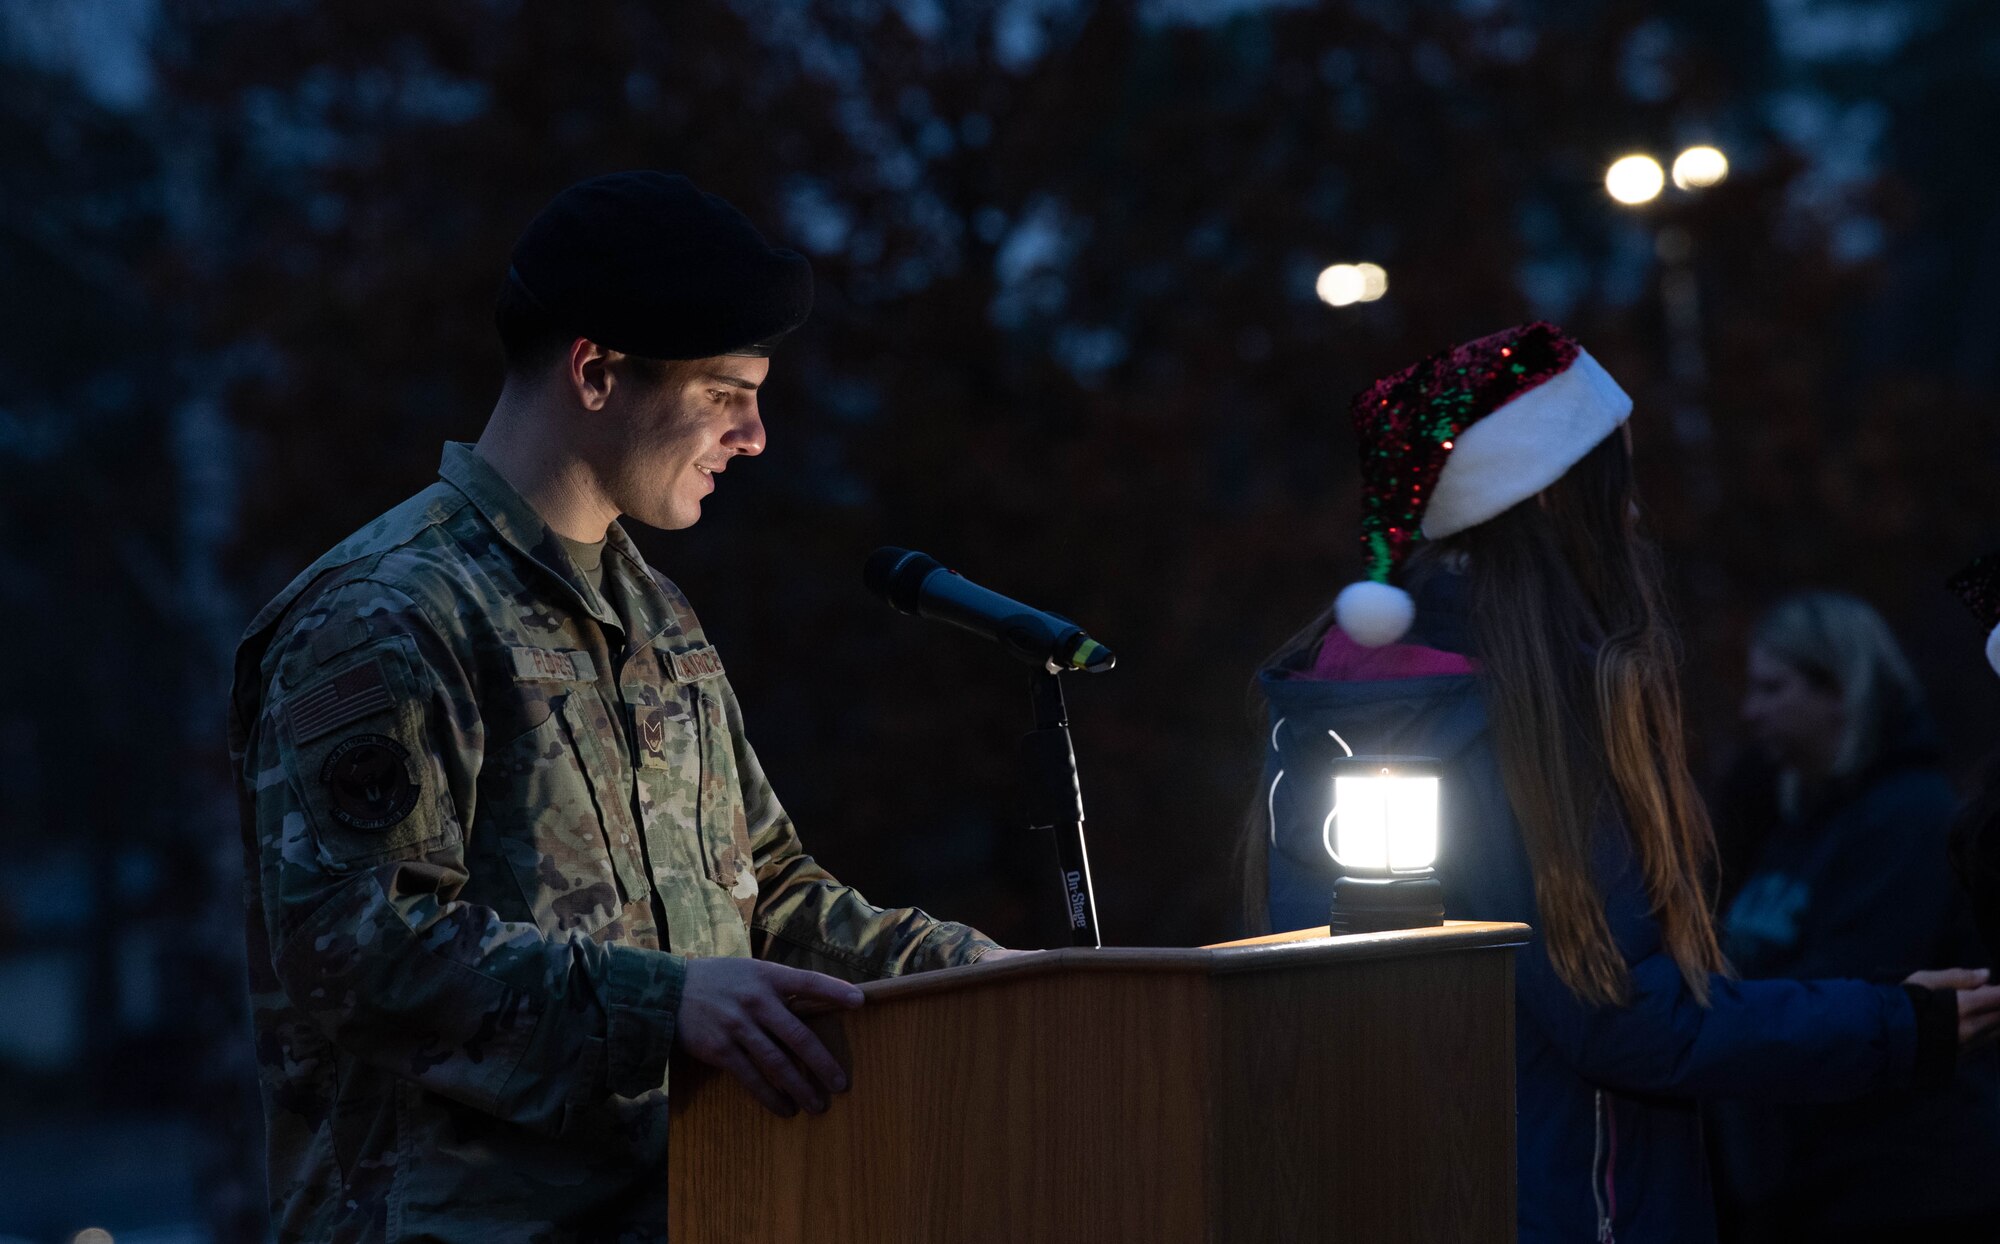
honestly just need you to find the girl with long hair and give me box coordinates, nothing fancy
[1245,323,2000,1244]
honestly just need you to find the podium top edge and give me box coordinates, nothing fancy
[848,920,1530,1006]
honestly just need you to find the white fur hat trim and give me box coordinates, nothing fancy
[1422,349,1633,539]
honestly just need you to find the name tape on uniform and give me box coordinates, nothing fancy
[668,645,725,684]
[509,646,596,683]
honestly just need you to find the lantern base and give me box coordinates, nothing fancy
[1328,874,1444,934]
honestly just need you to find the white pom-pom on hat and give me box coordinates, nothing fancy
[1984,623,2000,678]
[1335,580,1416,648]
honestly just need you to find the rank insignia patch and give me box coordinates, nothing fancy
[639,707,668,762]
[632,702,680,769]
[320,733,420,831]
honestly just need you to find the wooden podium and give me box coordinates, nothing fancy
[668,921,1527,1242]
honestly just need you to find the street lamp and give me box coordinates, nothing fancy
[1316,262,1389,307]
[1672,145,1729,190]
[1324,756,1444,934]
[1605,155,1665,206]
[1601,143,1732,516]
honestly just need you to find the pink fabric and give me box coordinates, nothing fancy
[1308,625,1476,682]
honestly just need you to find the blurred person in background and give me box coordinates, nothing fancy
[1240,323,2000,1244]
[1710,591,2000,1243]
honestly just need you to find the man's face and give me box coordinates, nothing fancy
[602,355,768,531]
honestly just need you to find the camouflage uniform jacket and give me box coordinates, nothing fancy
[226,442,997,1243]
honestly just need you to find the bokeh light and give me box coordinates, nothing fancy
[1672,145,1730,190]
[1605,155,1665,205]
[1316,262,1389,307]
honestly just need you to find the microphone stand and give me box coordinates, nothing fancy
[1021,668,1102,948]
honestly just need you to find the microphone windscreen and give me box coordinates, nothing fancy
[862,547,941,614]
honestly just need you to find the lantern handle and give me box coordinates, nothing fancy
[1322,800,1347,866]
[1320,732,1368,868]
[1320,729,1359,864]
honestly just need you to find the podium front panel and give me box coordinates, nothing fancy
[669,923,1524,1242]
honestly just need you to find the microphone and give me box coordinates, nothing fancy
[863,548,1116,673]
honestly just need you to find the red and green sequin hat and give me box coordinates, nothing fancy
[1335,322,1634,646]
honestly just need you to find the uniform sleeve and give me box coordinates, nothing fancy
[716,683,1001,979]
[243,578,685,1135]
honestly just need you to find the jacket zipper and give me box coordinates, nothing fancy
[1593,1089,1617,1243]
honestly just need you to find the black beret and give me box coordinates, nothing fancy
[507,171,813,359]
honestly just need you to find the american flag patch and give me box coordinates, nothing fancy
[289,659,395,744]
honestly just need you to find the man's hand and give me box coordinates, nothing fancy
[1904,968,2000,1048]
[677,958,863,1117]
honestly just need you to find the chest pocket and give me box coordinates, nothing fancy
[692,685,757,917]
[482,690,648,938]
[634,659,757,936]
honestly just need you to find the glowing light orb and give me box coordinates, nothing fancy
[1605,155,1665,205]
[1672,145,1729,190]
[1316,262,1389,307]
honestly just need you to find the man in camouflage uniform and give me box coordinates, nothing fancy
[226,172,1005,1242]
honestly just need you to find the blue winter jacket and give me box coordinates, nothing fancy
[1261,577,1923,1244]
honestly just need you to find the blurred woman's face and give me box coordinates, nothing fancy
[1741,645,1846,774]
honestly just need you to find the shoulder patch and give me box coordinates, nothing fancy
[319,733,420,832]
[668,645,724,684]
[289,659,394,744]
[508,646,596,683]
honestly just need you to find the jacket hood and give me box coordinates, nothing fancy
[1260,667,1488,780]
[1260,567,1487,778]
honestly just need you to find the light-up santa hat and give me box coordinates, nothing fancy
[1335,322,1635,647]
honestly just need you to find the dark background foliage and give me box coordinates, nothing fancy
[4,1,1998,1239]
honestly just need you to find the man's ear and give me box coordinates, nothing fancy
[566,337,617,412]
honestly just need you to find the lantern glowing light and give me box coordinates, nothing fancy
[1325,767,1439,873]
[1324,756,1445,934]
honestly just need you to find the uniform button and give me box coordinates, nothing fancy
[620,833,632,845]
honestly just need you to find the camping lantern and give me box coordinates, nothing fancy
[1324,756,1445,934]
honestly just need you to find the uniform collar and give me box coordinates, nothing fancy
[438,441,622,629]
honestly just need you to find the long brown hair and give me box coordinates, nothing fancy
[1243,434,1725,1006]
